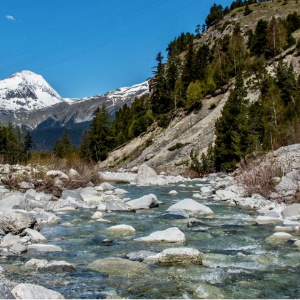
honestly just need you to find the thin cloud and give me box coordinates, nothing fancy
[5,15,16,21]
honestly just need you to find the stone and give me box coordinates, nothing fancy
[114,188,128,195]
[200,186,213,196]
[91,211,104,219]
[196,283,224,299]
[12,283,65,299]
[134,227,186,243]
[192,193,202,199]
[148,247,202,265]
[130,166,139,173]
[135,164,165,186]
[0,211,35,235]
[161,210,189,219]
[169,190,178,195]
[166,199,213,215]
[255,216,283,225]
[0,233,19,247]
[97,204,106,211]
[126,250,158,262]
[25,258,48,269]
[46,170,69,181]
[187,218,204,228]
[68,168,80,180]
[10,243,27,254]
[281,203,300,219]
[0,194,24,212]
[27,244,62,252]
[105,200,133,212]
[94,185,104,192]
[215,190,236,201]
[275,170,299,193]
[45,200,78,211]
[127,194,158,210]
[88,257,148,276]
[274,226,296,232]
[39,261,76,272]
[107,224,136,233]
[100,182,114,190]
[18,181,34,190]
[266,232,294,242]
[24,228,47,242]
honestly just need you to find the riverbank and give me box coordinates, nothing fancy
[0,162,299,298]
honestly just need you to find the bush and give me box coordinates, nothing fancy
[168,143,185,151]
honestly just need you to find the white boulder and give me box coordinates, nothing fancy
[166,199,213,215]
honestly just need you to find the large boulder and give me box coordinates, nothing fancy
[166,199,213,215]
[0,211,35,235]
[146,247,203,265]
[266,232,294,242]
[38,261,75,272]
[127,194,158,210]
[135,164,165,186]
[134,227,186,243]
[215,190,236,201]
[275,170,300,193]
[0,194,24,212]
[88,257,148,276]
[281,203,300,219]
[255,216,283,225]
[11,283,64,299]
[46,170,69,181]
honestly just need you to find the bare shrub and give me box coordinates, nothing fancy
[236,158,283,199]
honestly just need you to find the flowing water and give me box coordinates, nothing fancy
[1,183,300,298]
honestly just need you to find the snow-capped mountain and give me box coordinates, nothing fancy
[0,70,68,111]
[0,70,149,149]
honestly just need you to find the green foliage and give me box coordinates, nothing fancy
[244,4,253,16]
[186,80,204,111]
[205,4,225,28]
[190,144,216,176]
[168,143,185,151]
[53,129,75,159]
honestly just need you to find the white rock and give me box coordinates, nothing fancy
[0,233,19,247]
[192,193,202,199]
[97,204,106,211]
[91,211,104,219]
[46,170,69,181]
[94,185,104,192]
[27,244,62,252]
[135,164,165,186]
[255,216,283,225]
[266,232,293,242]
[215,190,236,201]
[114,188,128,195]
[169,190,178,195]
[100,182,114,190]
[25,258,48,269]
[107,224,136,233]
[12,283,65,299]
[274,226,296,232]
[68,168,80,180]
[281,203,300,219]
[200,186,213,196]
[147,247,202,265]
[167,199,213,215]
[134,227,186,243]
[24,228,47,242]
[127,194,158,210]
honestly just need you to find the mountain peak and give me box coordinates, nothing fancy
[0,70,65,112]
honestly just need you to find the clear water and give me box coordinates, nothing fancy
[1,183,300,299]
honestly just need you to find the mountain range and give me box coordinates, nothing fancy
[0,70,149,149]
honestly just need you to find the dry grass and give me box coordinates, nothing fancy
[236,157,283,199]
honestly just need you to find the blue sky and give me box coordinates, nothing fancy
[0,0,232,98]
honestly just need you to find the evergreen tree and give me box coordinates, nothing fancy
[53,129,74,158]
[250,19,268,56]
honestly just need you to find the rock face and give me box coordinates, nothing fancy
[0,211,35,235]
[166,199,213,215]
[12,283,65,299]
[127,194,158,210]
[134,227,186,243]
[148,247,203,265]
[281,203,300,219]
[88,257,148,276]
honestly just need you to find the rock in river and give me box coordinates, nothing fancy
[167,199,213,215]
[107,224,136,233]
[134,227,186,243]
[88,257,148,276]
[12,283,65,299]
[27,244,62,252]
[127,194,158,210]
[146,247,203,265]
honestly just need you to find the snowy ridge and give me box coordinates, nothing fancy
[0,70,67,111]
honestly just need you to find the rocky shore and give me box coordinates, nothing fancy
[0,158,299,298]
